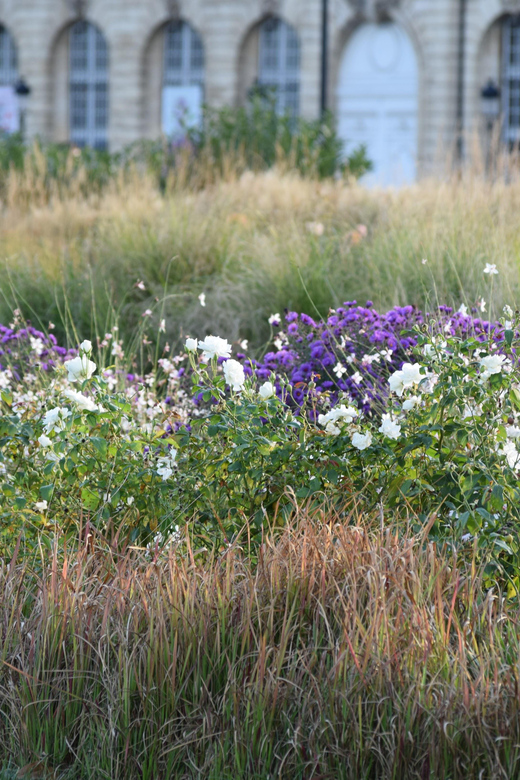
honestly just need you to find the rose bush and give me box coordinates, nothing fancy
[3,307,520,588]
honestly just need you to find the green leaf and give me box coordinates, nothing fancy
[505,330,514,348]
[1,391,12,407]
[91,436,108,459]
[81,487,99,511]
[1,483,15,497]
[511,387,520,411]
[40,484,54,501]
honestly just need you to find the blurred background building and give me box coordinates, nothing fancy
[0,0,515,185]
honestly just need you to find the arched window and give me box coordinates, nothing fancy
[257,17,300,116]
[0,25,17,85]
[501,15,520,143]
[161,20,204,137]
[69,21,108,149]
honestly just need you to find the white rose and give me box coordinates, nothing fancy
[502,441,520,469]
[318,404,358,434]
[38,434,52,447]
[185,337,198,351]
[79,340,92,354]
[223,359,245,391]
[157,450,177,481]
[64,354,97,383]
[63,389,98,412]
[259,381,275,400]
[34,500,48,512]
[352,431,372,450]
[402,395,421,412]
[388,363,424,396]
[479,354,508,380]
[378,413,401,440]
[197,335,232,361]
[43,406,71,434]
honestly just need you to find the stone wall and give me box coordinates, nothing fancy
[0,0,517,175]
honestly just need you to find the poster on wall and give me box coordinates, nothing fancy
[161,84,203,141]
[0,87,19,134]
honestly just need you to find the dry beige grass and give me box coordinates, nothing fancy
[1,160,519,352]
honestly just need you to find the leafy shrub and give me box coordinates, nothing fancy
[186,97,371,179]
[243,303,504,416]
[0,100,370,204]
[3,305,520,587]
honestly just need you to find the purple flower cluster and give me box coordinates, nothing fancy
[241,303,505,417]
[0,324,76,379]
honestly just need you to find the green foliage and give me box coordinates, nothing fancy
[0,378,177,554]
[5,315,520,587]
[187,97,371,179]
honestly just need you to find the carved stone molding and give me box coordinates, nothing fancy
[67,0,88,18]
[166,0,181,19]
[261,0,281,16]
[347,0,400,22]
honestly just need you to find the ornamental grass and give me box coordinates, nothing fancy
[1,164,520,355]
[0,511,519,779]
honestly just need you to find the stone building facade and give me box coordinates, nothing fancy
[0,0,517,183]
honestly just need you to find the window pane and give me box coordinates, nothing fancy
[0,25,18,85]
[258,17,300,116]
[70,83,87,129]
[94,83,108,129]
[70,21,109,147]
[164,20,204,86]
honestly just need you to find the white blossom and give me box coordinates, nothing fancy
[38,434,52,447]
[34,500,48,512]
[63,389,99,412]
[479,354,508,380]
[64,354,97,383]
[378,414,401,440]
[79,340,92,354]
[197,335,232,361]
[333,362,347,378]
[43,406,71,434]
[198,293,206,307]
[185,337,198,351]
[223,359,245,391]
[259,381,275,400]
[30,337,45,356]
[483,263,499,275]
[502,441,520,469]
[268,313,281,326]
[318,405,358,435]
[402,395,421,412]
[388,363,424,397]
[352,431,372,450]
[156,450,177,481]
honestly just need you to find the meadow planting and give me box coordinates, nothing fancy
[2,145,520,777]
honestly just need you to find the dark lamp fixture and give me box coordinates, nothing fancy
[14,78,31,98]
[14,77,31,137]
[480,78,500,121]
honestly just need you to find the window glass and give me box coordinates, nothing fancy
[69,21,109,149]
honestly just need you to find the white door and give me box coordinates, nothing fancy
[336,23,418,186]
